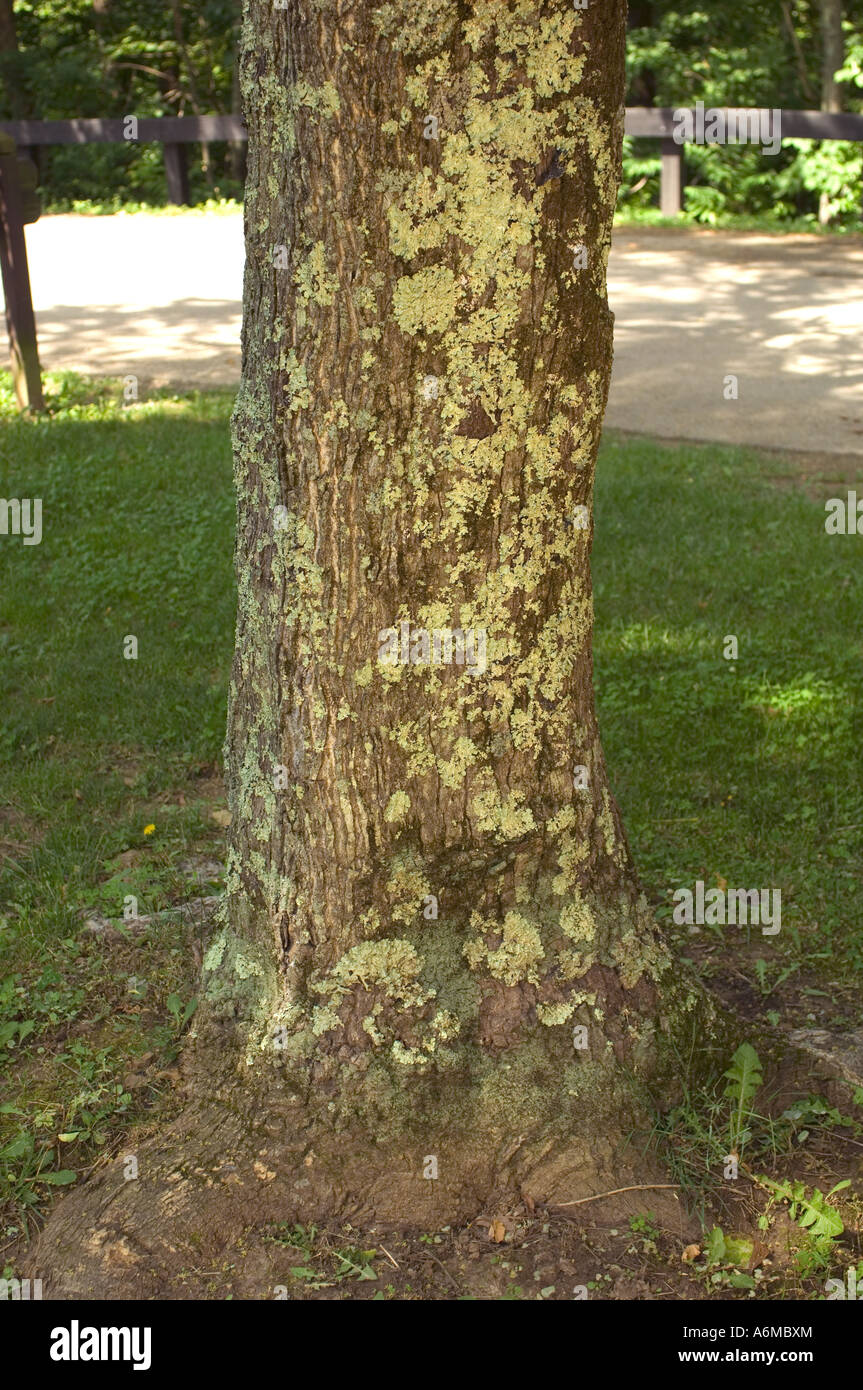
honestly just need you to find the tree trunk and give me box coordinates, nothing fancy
[0,0,28,121]
[819,0,844,113]
[818,0,844,224]
[229,1,247,186]
[780,2,816,106]
[28,0,721,1299]
[221,0,677,1174]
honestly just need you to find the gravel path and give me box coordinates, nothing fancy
[19,214,863,456]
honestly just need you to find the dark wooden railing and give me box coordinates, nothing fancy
[0,116,246,205]
[625,108,863,216]
[2,107,863,410]
[2,109,863,214]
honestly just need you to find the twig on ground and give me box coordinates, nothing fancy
[552,1184,681,1208]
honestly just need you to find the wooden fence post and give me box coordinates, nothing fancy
[163,143,190,205]
[0,133,44,412]
[660,137,683,217]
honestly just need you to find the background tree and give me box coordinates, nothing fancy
[818,0,846,222]
[0,0,28,121]
[31,0,725,1298]
[820,0,846,113]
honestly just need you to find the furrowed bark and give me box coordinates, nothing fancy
[29,1,724,1298]
[213,0,694,1167]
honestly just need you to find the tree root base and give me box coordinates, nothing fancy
[26,1083,688,1299]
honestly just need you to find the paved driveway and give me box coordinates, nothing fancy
[607,227,863,456]
[19,214,863,456]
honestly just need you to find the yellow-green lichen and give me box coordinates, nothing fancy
[471,785,537,841]
[386,851,433,925]
[537,999,577,1027]
[295,241,339,307]
[314,938,427,1003]
[292,78,340,117]
[559,891,596,944]
[391,265,459,336]
[464,909,545,986]
[384,790,411,824]
[436,735,480,790]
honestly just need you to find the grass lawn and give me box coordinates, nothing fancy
[1,372,861,1295]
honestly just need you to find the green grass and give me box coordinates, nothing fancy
[41,197,244,218]
[0,370,861,1256]
[0,373,235,1248]
[594,435,863,990]
[613,207,863,236]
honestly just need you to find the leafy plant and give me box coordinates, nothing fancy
[756,1176,850,1241]
[263,1223,377,1288]
[266,1222,317,1252]
[0,1124,77,1218]
[166,993,197,1034]
[777,1095,862,1149]
[629,1211,659,1241]
[723,1042,763,1154]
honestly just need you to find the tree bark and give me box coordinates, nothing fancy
[28,0,722,1299]
[220,0,680,1167]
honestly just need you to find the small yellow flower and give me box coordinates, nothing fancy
[143,824,155,836]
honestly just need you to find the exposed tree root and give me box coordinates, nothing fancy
[28,1053,689,1299]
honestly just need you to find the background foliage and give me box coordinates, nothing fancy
[0,1,862,223]
[0,0,243,207]
[0,1,862,221]
[623,1,863,227]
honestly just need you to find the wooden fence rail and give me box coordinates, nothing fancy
[0,116,246,205]
[2,108,863,214]
[626,107,863,216]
